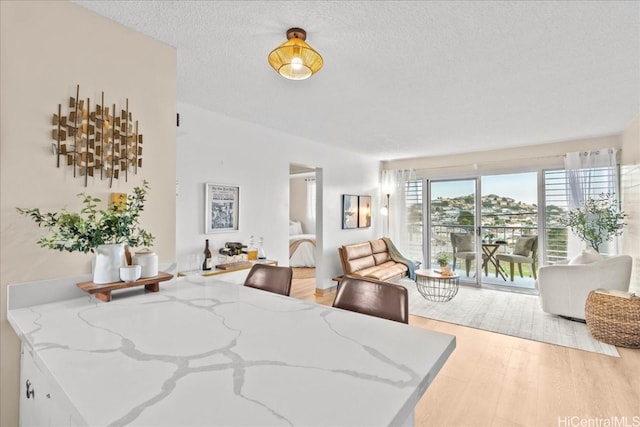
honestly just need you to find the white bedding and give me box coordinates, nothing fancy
[289,234,316,267]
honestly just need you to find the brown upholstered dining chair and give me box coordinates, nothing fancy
[496,235,538,282]
[243,264,293,296]
[332,276,409,324]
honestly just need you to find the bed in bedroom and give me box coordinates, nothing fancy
[289,220,316,267]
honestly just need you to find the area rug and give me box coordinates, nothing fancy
[395,279,619,357]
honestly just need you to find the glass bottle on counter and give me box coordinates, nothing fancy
[247,235,258,261]
[203,239,212,270]
[257,237,266,261]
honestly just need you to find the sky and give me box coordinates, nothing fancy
[431,172,538,205]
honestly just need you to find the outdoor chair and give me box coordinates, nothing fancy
[496,235,538,282]
[451,233,476,276]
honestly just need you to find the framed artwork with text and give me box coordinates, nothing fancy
[205,183,239,233]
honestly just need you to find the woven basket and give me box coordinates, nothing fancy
[585,291,640,348]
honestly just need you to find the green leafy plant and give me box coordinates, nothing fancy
[435,251,450,266]
[17,180,154,253]
[561,193,626,251]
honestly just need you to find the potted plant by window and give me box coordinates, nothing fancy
[562,192,626,252]
[436,252,450,268]
[435,252,452,275]
[17,181,154,283]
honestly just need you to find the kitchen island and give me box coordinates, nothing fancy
[8,273,455,426]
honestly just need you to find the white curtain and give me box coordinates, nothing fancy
[564,148,619,254]
[305,178,316,233]
[381,169,415,249]
[565,148,618,209]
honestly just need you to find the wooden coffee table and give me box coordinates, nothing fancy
[415,269,460,302]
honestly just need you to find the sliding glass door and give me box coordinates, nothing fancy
[429,179,479,286]
[480,173,538,290]
[419,173,539,290]
[400,164,619,293]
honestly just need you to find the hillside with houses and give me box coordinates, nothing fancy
[430,194,565,228]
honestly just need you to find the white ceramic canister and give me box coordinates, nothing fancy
[133,248,158,278]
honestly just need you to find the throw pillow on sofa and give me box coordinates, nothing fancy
[568,248,601,265]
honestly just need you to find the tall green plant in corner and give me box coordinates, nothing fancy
[17,180,155,253]
[561,192,626,252]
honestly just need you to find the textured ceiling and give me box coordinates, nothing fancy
[73,1,640,161]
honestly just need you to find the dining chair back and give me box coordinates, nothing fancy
[243,264,293,296]
[495,235,538,282]
[332,276,409,324]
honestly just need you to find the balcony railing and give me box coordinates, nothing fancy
[404,223,568,266]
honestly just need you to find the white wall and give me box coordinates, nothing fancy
[384,134,621,175]
[621,114,640,165]
[621,114,640,293]
[0,2,176,425]
[176,102,381,291]
[289,176,311,232]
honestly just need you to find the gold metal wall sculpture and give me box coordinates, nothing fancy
[52,85,143,187]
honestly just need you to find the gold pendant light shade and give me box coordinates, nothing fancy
[268,28,323,80]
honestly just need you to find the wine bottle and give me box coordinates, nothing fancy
[203,239,212,270]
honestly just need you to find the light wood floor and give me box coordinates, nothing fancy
[291,269,640,427]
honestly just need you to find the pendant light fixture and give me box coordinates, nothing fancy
[268,28,323,80]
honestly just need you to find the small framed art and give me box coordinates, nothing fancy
[342,194,359,229]
[205,183,239,233]
[358,195,371,228]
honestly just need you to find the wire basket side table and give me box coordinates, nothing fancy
[415,269,460,302]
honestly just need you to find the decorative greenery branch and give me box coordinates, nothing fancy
[561,192,626,251]
[17,181,154,253]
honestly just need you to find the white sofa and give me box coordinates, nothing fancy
[537,255,633,320]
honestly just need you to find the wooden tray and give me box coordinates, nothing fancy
[214,261,252,270]
[77,272,173,302]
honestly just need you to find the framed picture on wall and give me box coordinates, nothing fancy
[342,194,358,229]
[358,195,371,228]
[205,183,239,233]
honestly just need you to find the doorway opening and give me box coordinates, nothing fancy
[289,163,318,288]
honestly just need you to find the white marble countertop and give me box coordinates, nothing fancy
[8,275,455,426]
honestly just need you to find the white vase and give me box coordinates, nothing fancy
[93,243,126,284]
[132,248,158,278]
